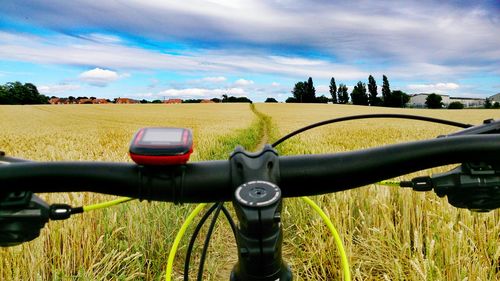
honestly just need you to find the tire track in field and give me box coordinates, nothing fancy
[249,104,274,151]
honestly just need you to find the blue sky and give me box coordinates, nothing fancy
[0,0,499,102]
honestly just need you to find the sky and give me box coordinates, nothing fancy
[0,0,499,102]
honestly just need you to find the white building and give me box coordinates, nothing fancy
[449,97,485,108]
[409,93,449,108]
[409,93,485,108]
[490,93,500,103]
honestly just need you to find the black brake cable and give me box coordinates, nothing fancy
[271,113,473,148]
[184,202,237,281]
[197,203,223,281]
[220,204,237,238]
[184,203,219,281]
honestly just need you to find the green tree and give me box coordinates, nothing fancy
[329,77,337,103]
[337,84,349,104]
[350,81,368,105]
[448,101,464,109]
[0,81,48,104]
[183,99,202,103]
[291,81,306,103]
[381,75,391,106]
[493,102,500,109]
[288,77,324,103]
[484,98,492,109]
[391,90,410,107]
[224,96,252,103]
[304,77,316,103]
[265,97,278,103]
[0,84,9,104]
[425,93,443,109]
[368,75,380,106]
[316,95,329,103]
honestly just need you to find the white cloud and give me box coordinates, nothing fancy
[38,84,81,95]
[201,76,226,83]
[407,82,460,93]
[79,68,120,86]
[0,30,497,92]
[316,85,329,94]
[1,1,499,69]
[234,78,254,87]
[0,32,372,80]
[271,82,280,87]
[270,56,326,66]
[81,33,122,44]
[157,87,246,98]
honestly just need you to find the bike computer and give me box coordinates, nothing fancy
[129,127,193,165]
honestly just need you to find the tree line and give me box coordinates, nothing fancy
[2,80,498,108]
[286,77,330,104]
[0,82,49,104]
[0,81,254,104]
[286,75,410,107]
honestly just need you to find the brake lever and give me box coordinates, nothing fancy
[441,118,500,137]
[0,190,81,247]
[407,162,500,212]
[0,191,50,247]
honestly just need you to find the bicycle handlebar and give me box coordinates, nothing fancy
[1,120,500,280]
[1,134,499,203]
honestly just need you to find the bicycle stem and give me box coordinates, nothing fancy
[229,145,292,281]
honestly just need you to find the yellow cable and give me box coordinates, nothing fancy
[83,196,354,280]
[165,203,207,281]
[377,180,401,187]
[82,197,134,212]
[301,197,351,281]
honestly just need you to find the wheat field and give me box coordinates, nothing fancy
[258,104,499,280]
[0,103,499,280]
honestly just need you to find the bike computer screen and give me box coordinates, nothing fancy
[129,127,193,165]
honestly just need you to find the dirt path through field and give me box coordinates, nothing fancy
[250,104,273,151]
[211,104,274,279]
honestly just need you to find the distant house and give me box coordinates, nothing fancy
[94,99,108,104]
[49,98,73,104]
[78,98,94,104]
[49,98,60,104]
[116,98,139,104]
[164,99,182,104]
[490,93,500,103]
[409,93,484,108]
[200,99,215,103]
